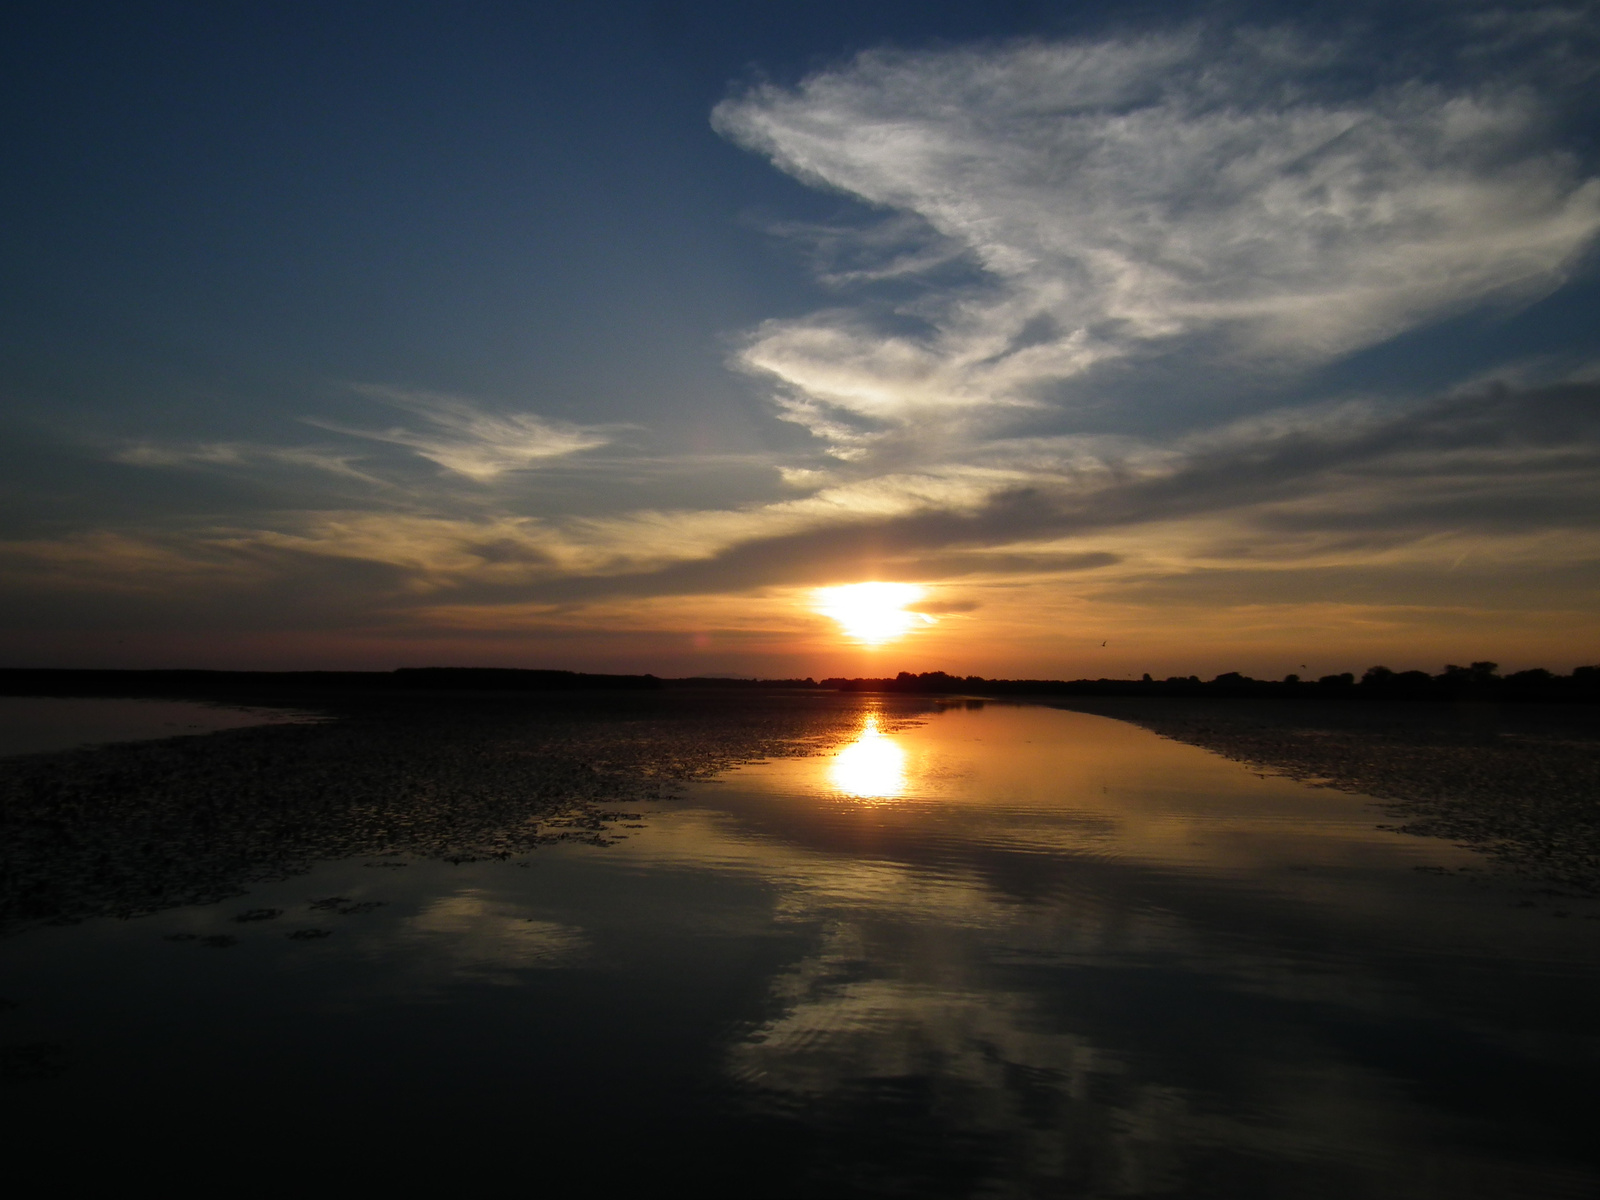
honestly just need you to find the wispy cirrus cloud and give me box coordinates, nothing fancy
[12,372,1599,672]
[110,386,617,493]
[308,385,613,481]
[71,375,1600,603]
[714,26,1600,460]
[15,15,1600,674]
[112,440,386,485]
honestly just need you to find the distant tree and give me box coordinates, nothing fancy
[1283,673,1301,684]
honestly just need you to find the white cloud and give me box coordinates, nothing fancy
[54,21,1600,636]
[310,385,612,480]
[113,440,386,485]
[714,29,1600,459]
[109,385,613,489]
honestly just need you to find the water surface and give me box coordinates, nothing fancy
[0,695,318,757]
[2,702,1595,1195]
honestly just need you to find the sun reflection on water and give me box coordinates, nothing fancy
[829,713,907,800]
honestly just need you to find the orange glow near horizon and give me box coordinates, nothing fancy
[828,713,907,800]
[815,582,936,646]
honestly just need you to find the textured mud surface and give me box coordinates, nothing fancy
[1050,697,1600,894]
[0,689,902,933]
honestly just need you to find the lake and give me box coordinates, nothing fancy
[2,701,1595,1195]
[0,695,319,757]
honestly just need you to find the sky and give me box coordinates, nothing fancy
[2,0,1598,680]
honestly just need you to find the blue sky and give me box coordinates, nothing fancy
[3,1,1598,676]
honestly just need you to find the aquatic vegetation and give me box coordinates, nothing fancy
[0,690,887,933]
[0,1041,68,1083]
[308,898,383,916]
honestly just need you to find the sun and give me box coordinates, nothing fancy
[815,581,936,645]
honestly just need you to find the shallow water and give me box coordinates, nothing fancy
[0,695,318,757]
[2,702,1596,1195]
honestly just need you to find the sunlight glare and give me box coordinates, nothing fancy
[829,713,907,800]
[815,582,936,645]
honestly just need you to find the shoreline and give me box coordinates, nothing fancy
[5,688,1597,936]
[1043,696,1600,895]
[0,689,919,934]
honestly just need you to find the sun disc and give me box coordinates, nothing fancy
[815,582,934,645]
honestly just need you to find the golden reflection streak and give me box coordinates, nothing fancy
[828,713,907,800]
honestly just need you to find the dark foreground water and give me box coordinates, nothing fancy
[2,703,1596,1196]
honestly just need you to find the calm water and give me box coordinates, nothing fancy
[0,695,318,757]
[2,702,1596,1195]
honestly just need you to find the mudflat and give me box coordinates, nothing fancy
[5,688,1597,937]
[0,688,907,933]
[4,692,1599,1195]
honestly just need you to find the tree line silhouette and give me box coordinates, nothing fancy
[2,662,1597,703]
[822,662,1600,702]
